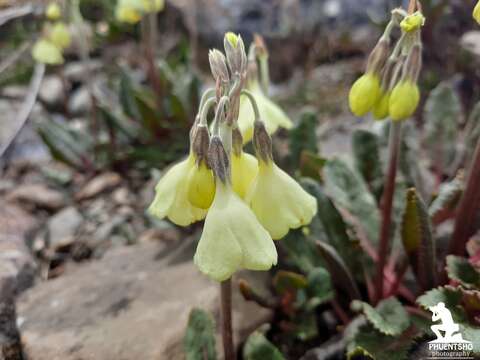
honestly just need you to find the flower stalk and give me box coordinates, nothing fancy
[221,279,234,360]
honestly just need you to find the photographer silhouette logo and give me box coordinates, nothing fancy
[427,302,473,359]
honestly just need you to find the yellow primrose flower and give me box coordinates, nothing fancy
[248,161,317,240]
[48,22,71,50]
[148,154,207,226]
[388,81,420,121]
[400,12,425,33]
[231,151,258,199]
[115,1,142,24]
[348,72,381,117]
[194,183,277,282]
[238,81,293,142]
[140,0,164,13]
[474,1,480,25]
[46,2,61,21]
[372,90,390,120]
[32,39,63,65]
[186,162,215,209]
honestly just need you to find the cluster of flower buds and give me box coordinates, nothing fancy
[474,1,480,25]
[32,2,71,65]
[115,0,164,24]
[149,33,317,282]
[348,4,424,121]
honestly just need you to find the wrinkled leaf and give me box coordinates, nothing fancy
[183,308,217,360]
[351,297,410,336]
[306,267,334,310]
[352,130,383,201]
[281,228,325,274]
[315,240,361,300]
[401,188,436,291]
[429,172,464,224]
[446,255,480,289]
[323,158,380,244]
[424,81,463,170]
[243,331,285,360]
[289,111,319,168]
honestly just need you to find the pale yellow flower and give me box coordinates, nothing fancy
[48,22,71,50]
[148,154,207,226]
[474,1,480,25]
[388,81,420,121]
[46,2,61,21]
[238,81,293,142]
[186,162,215,209]
[248,161,317,240]
[231,151,258,199]
[349,72,381,117]
[32,39,63,65]
[194,183,277,282]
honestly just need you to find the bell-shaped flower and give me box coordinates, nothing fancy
[248,161,317,240]
[32,39,64,65]
[231,151,258,199]
[148,154,207,226]
[349,72,381,117]
[194,182,277,282]
[46,2,61,21]
[475,1,480,24]
[238,81,292,142]
[372,90,390,120]
[388,80,420,121]
[48,22,71,50]
[186,162,215,209]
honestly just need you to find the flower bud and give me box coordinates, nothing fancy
[366,39,390,75]
[209,49,229,84]
[474,1,480,25]
[348,73,381,117]
[372,91,390,120]
[253,121,273,163]
[186,163,215,209]
[400,11,425,33]
[191,124,210,165]
[208,136,230,183]
[46,2,61,20]
[388,81,420,121]
[224,32,246,76]
[48,22,71,50]
[32,40,63,65]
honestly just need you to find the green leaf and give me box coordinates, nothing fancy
[345,317,413,360]
[351,297,410,336]
[401,188,436,291]
[306,267,334,309]
[300,179,365,279]
[429,172,464,224]
[352,130,383,201]
[99,106,140,140]
[273,271,308,295]
[119,71,141,120]
[417,286,480,353]
[281,228,325,274]
[183,308,217,360]
[466,101,480,160]
[299,151,326,182]
[424,81,463,170]
[289,111,318,168]
[323,158,380,244]
[315,240,361,300]
[243,331,285,360]
[446,255,480,289]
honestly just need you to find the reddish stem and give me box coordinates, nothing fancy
[331,298,350,326]
[448,140,480,257]
[375,122,402,303]
[221,279,235,360]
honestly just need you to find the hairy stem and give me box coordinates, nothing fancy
[221,279,234,360]
[375,122,402,303]
[448,140,480,256]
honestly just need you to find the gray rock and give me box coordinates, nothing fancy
[67,86,91,115]
[63,60,102,83]
[111,187,134,206]
[17,243,272,360]
[39,76,64,106]
[461,31,480,58]
[47,207,83,250]
[7,184,66,211]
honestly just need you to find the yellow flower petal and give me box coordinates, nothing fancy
[46,3,61,21]
[148,155,207,226]
[231,152,258,199]
[400,12,425,33]
[238,81,293,143]
[115,4,142,24]
[474,1,480,25]
[248,162,317,240]
[194,184,277,281]
[186,162,215,209]
[349,73,381,117]
[48,22,71,50]
[32,40,64,65]
[388,81,420,121]
[141,0,164,13]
